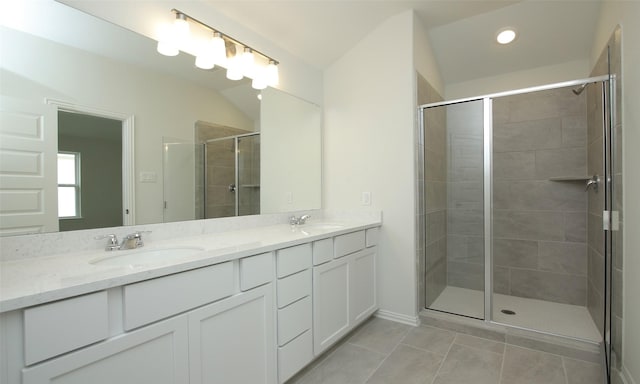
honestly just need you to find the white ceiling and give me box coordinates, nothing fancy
[205,0,602,83]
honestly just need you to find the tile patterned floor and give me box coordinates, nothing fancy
[287,317,602,384]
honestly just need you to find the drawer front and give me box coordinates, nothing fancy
[312,238,333,266]
[240,252,273,291]
[277,269,311,309]
[334,231,365,258]
[277,296,311,346]
[124,262,235,330]
[278,330,313,383]
[276,243,312,278]
[365,227,380,247]
[24,291,109,365]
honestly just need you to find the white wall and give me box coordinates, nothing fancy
[592,2,640,383]
[261,88,322,213]
[414,14,444,97]
[445,59,590,99]
[324,10,420,322]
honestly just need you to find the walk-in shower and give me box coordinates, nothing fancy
[201,132,261,219]
[419,74,620,382]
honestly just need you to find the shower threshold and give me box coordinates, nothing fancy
[429,286,601,342]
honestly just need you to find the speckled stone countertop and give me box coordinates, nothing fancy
[0,220,380,313]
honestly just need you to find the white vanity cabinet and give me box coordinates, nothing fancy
[313,229,378,356]
[22,315,190,384]
[1,223,381,384]
[8,254,277,384]
[275,244,313,384]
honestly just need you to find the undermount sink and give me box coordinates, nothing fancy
[298,223,346,235]
[89,246,206,267]
[303,223,345,230]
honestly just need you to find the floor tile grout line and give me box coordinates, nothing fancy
[560,355,571,384]
[358,323,413,384]
[497,340,508,384]
[361,341,402,384]
[429,332,457,384]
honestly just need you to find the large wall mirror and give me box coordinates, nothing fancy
[0,1,321,236]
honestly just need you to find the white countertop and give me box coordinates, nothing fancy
[0,220,380,313]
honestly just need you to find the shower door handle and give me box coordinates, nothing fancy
[585,175,599,192]
[228,184,236,193]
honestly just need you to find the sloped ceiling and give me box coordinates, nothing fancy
[207,0,602,84]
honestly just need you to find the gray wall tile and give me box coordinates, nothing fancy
[535,147,586,179]
[538,241,587,275]
[493,210,565,241]
[493,238,538,268]
[493,151,536,180]
[510,269,586,305]
[494,117,562,153]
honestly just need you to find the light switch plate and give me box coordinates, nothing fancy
[362,191,371,205]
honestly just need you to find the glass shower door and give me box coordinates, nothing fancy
[237,134,260,216]
[423,99,486,319]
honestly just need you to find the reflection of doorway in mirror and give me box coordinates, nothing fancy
[57,111,123,231]
[194,121,260,219]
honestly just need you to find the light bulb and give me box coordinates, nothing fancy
[251,71,268,90]
[266,60,279,86]
[496,28,517,44]
[173,13,190,44]
[157,24,179,56]
[195,32,224,70]
[211,32,226,65]
[241,47,255,77]
[226,54,243,81]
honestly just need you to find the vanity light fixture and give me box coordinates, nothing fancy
[496,27,517,44]
[195,31,226,70]
[156,9,279,90]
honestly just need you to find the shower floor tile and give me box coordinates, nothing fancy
[429,286,601,342]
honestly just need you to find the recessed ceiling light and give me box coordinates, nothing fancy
[496,28,517,44]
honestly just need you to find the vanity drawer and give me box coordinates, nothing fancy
[240,252,273,291]
[366,227,380,247]
[123,262,234,330]
[276,243,312,278]
[277,269,311,309]
[312,238,333,265]
[277,296,311,346]
[278,329,313,383]
[334,231,365,258]
[24,291,109,365]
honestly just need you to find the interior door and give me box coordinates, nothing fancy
[0,96,58,235]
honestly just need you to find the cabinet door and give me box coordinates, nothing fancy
[22,316,189,384]
[313,257,350,355]
[349,247,377,325]
[189,284,276,384]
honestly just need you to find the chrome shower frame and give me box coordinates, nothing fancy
[203,132,260,217]
[418,72,613,374]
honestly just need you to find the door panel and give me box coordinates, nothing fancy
[0,97,58,235]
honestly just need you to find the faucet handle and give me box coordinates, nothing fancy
[124,231,152,248]
[95,234,120,251]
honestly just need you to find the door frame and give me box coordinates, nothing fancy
[46,98,135,226]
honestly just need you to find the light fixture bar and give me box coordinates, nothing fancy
[170,8,279,65]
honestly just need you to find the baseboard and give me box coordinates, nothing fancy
[374,309,420,326]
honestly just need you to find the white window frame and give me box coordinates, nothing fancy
[57,151,82,219]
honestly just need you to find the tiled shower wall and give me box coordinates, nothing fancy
[445,102,485,291]
[491,89,589,306]
[416,73,446,308]
[493,88,587,306]
[195,123,259,219]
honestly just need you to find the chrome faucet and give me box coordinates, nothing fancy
[95,231,151,251]
[289,214,311,226]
